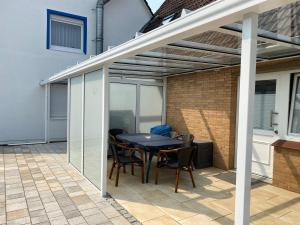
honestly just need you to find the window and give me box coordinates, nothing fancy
[50,83,68,119]
[289,75,300,134]
[253,80,276,130]
[47,9,87,54]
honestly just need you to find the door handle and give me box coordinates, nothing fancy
[270,110,279,128]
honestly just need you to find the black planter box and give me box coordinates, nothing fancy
[192,140,213,169]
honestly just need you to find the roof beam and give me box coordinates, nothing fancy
[168,40,241,58]
[110,65,187,73]
[168,40,268,60]
[218,23,300,50]
[109,69,165,76]
[116,59,200,69]
[138,51,233,66]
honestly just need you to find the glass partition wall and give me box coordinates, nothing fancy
[69,72,165,190]
[69,70,104,189]
[109,77,165,133]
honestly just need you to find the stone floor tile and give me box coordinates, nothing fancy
[31,215,49,224]
[84,213,109,225]
[7,208,29,221]
[67,216,86,225]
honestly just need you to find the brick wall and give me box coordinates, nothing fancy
[167,69,238,170]
[273,140,300,193]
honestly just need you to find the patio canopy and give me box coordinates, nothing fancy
[41,0,300,84]
[41,1,300,225]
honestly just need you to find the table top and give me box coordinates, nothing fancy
[117,133,183,149]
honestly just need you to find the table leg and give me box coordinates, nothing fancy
[146,151,154,183]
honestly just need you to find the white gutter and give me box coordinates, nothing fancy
[40,0,297,85]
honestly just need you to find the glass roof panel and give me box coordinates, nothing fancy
[186,31,241,49]
[151,47,240,65]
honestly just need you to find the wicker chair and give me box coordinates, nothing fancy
[155,146,195,192]
[109,141,145,187]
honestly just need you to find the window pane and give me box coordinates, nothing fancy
[110,83,136,133]
[84,70,103,189]
[139,85,163,133]
[291,77,300,133]
[69,76,83,171]
[50,83,67,118]
[254,80,276,130]
[51,20,82,49]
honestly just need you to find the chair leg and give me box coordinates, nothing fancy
[115,166,121,187]
[155,165,159,185]
[141,165,144,184]
[188,166,196,188]
[109,162,115,179]
[131,164,134,175]
[191,161,195,171]
[175,168,181,193]
[123,165,126,173]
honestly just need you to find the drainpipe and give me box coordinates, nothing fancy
[96,0,104,54]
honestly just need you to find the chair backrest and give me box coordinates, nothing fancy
[109,141,121,163]
[177,146,194,167]
[177,133,194,147]
[109,128,125,138]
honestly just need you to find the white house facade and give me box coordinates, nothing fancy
[0,0,152,145]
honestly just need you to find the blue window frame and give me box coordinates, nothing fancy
[47,9,87,54]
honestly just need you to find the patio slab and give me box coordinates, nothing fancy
[107,159,300,225]
[0,143,132,225]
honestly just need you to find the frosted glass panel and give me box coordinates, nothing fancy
[254,80,276,130]
[84,70,103,189]
[140,85,163,133]
[110,83,136,133]
[291,77,300,133]
[69,76,83,171]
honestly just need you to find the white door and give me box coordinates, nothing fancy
[251,73,290,178]
[235,72,290,178]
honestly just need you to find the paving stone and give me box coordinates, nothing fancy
[1,144,137,225]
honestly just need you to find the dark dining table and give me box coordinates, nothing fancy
[116,133,183,183]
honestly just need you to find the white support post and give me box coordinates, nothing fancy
[81,75,85,174]
[44,84,49,143]
[162,77,167,125]
[100,65,109,197]
[67,78,71,164]
[136,84,141,133]
[234,13,258,225]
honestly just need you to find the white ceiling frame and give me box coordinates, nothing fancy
[115,59,202,69]
[225,23,300,46]
[41,0,298,85]
[138,51,234,66]
[168,41,241,58]
[109,69,167,77]
[110,64,191,73]
[216,25,300,51]
[168,40,269,60]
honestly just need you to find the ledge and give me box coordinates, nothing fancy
[272,139,300,152]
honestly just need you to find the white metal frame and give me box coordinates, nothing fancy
[67,78,71,163]
[109,76,165,134]
[234,12,258,225]
[49,14,84,54]
[44,84,49,143]
[100,67,109,196]
[288,73,300,137]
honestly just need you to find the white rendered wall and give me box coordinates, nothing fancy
[103,0,152,51]
[0,0,95,144]
[0,0,151,144]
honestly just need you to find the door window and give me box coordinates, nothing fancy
[254,80,276,131]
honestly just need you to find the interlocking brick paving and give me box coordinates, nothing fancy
[0,143,132,225]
